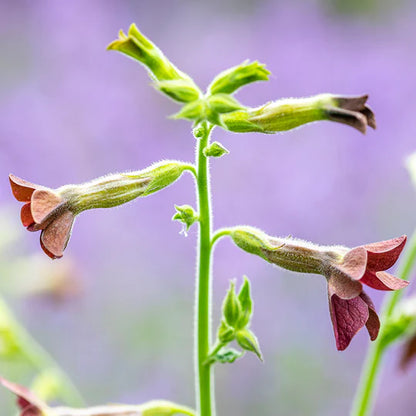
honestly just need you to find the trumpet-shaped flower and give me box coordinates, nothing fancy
[230,227,408,350]
[9,161,191,259]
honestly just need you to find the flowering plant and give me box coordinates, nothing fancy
[2,22,413,416]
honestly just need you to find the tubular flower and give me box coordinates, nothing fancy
[0,377,195,416]
[221,94,376,134]
[230,227,408,350]
[9,161,191,259]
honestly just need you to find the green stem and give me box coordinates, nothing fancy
[211,228,232,249]
[351,230,416,416]
[195,122,215,416]
[0,296,84,406]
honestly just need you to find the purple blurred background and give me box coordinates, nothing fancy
[1,0,416,414]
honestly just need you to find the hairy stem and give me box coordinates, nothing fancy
[351,229,416,416]
[195,122,215,416]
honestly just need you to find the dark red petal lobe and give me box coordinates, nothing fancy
[9,174,39,202]
[329,293,369,351]
[40,211,74,259]
[363,236,407,271]
[0,377,45,414]
[21,204,35,227]
[338,247,368,280]
[400,334,416,371]
[359,291,380,341]
[30,189,64,225]
[360,270,409,291]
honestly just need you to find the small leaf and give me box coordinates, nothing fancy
[172,205,198,234]
[210,348,244,365]
[236,329,263,361]
[156,79,200,103]
[171,100,206,121]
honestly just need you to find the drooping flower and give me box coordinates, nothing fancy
[230,227,408,350]
[9,161,192,259]
[0,377,195,416]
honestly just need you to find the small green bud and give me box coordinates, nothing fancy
[237,276,253,329]
[217,320,235,344]
[31,370,61,402]
[172,204,198,233]
[209,348,243,365]
[223,280,242,328]
[208,60,270,95]
[236,329,263,361]
[206,94,244,114]
[203,141,229,158]
[156,79,201,103]
[193,126,205,138]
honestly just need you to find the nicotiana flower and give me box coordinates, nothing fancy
[9,161,191,259]
[0,377,195,416]
[230,227,408,350]
[221,94,376,134]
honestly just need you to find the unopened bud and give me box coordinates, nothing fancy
[208,60,270,95]
[236,329,263,361]
[108,24,201,103]
[203,142,229,158]
[206,94,244,114]
[237,276,253,329]
[217,320,235,344]
[172,204,198,233]
[223,281,242,328]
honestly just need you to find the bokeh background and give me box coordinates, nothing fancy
[1,0,416,414]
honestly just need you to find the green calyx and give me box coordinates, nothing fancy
[172,204,198,233]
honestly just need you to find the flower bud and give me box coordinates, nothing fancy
[217,320,235,344]
[223,280,242,328]
[108,24,201,103]
[208,60,270,95]
[237,276,253,329]
[203,141,229,158]
[221,94,376,134]
[236,329,263,361]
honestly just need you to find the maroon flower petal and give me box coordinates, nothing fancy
[21,203,35,228]
[329,292,369,351]
[9,174,39,202]
[40,211,74,259]
[30,189,64,225]
[360,270,409,291]
[362,236,407,271]
[359,291,380,341]
[0,377,45,415]
[328,273,363,300]
[338,246,368,280]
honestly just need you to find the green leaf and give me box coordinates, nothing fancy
[209,348,244,365]
[206,94,244,114]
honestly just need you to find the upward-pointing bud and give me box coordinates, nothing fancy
[223,280,242,328]
[108,24,201,103]
[208,60,270,95]
[221,94,376,134]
